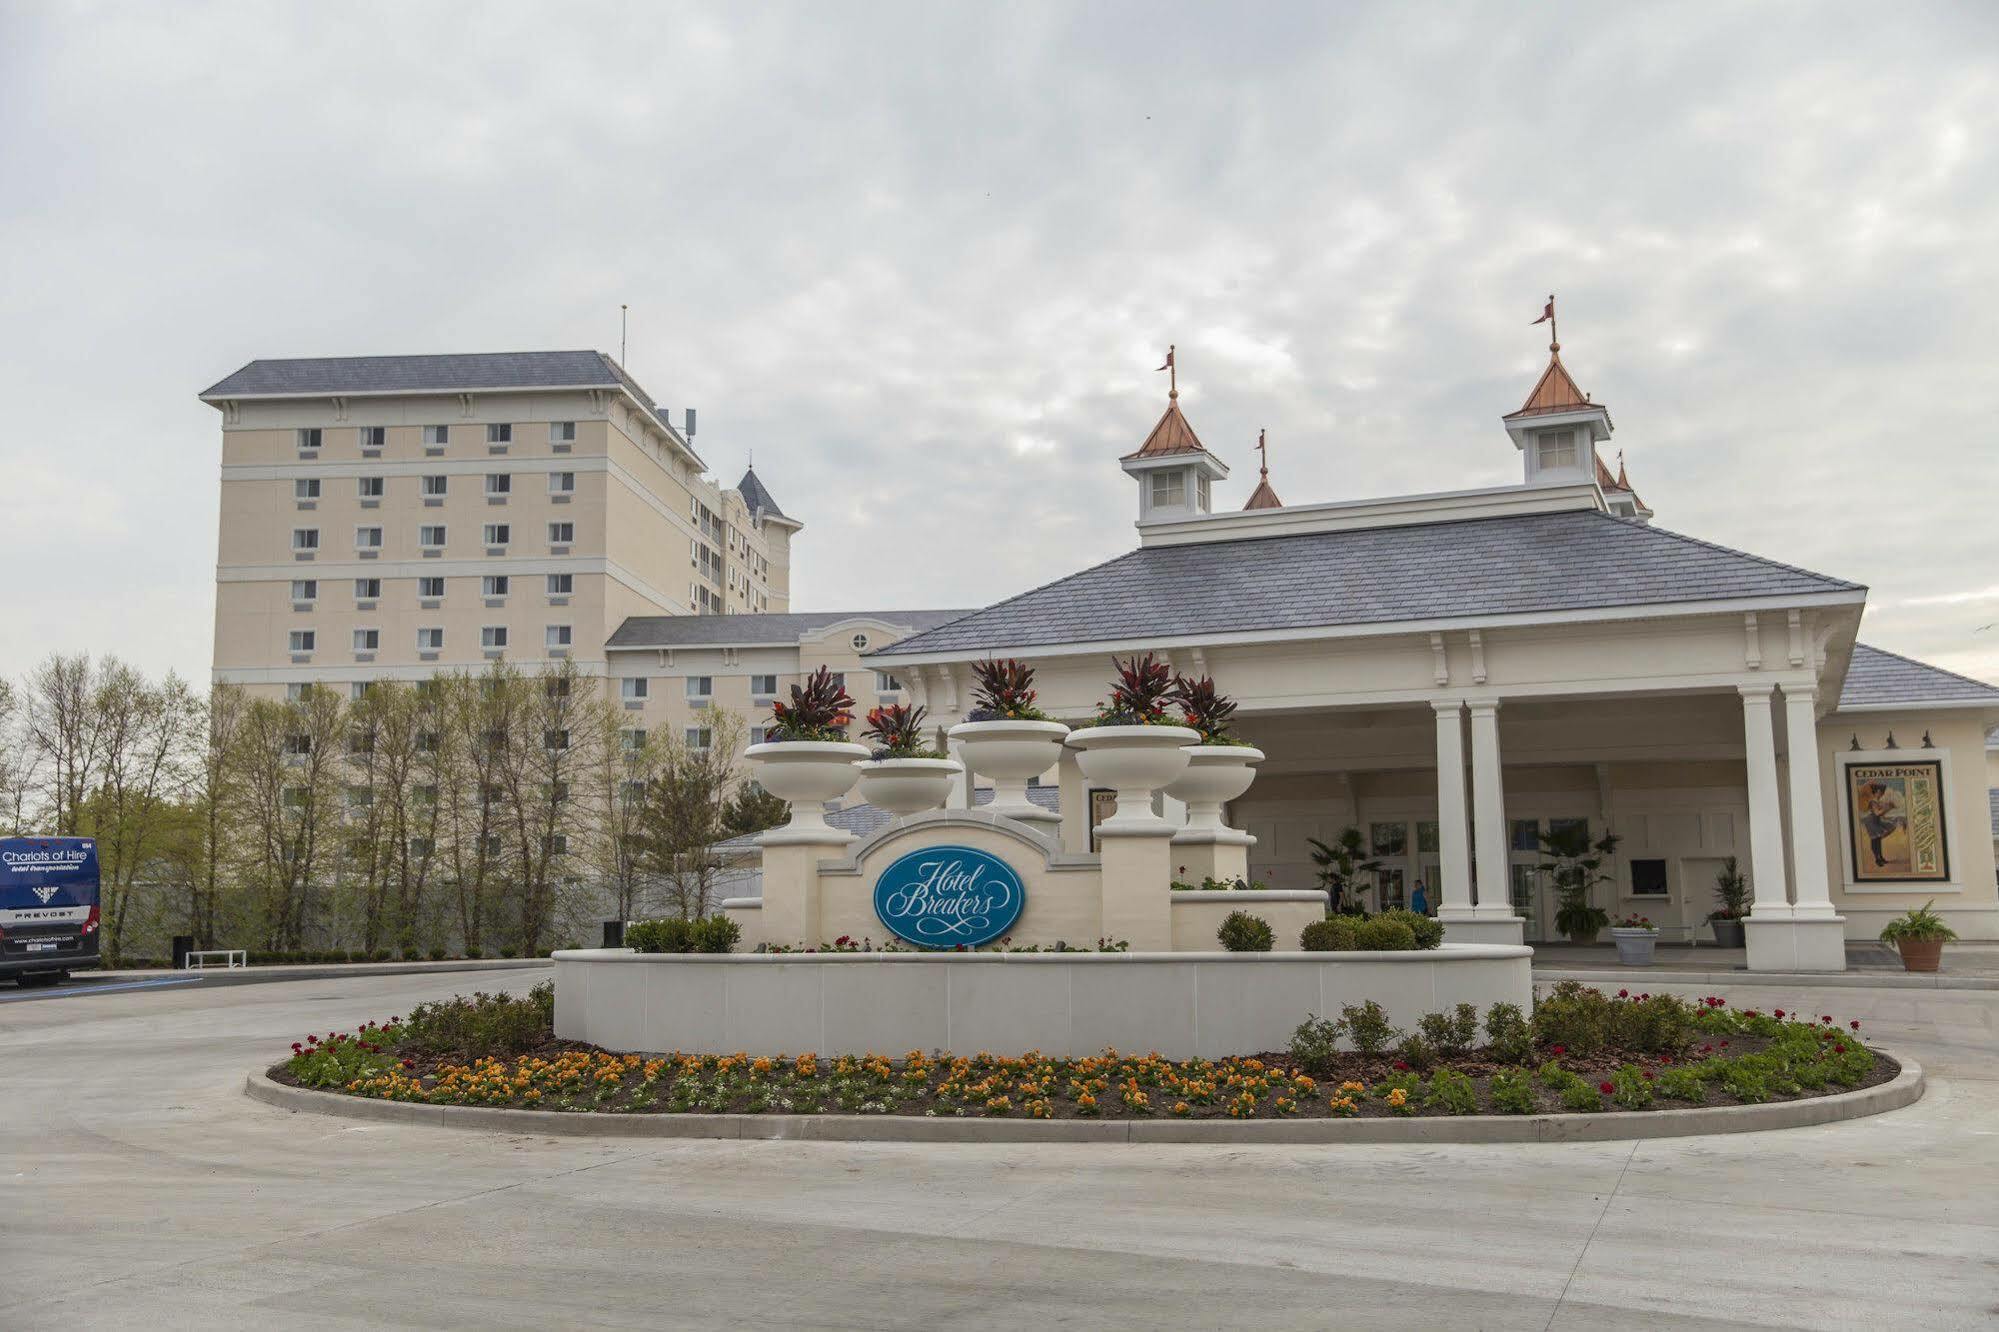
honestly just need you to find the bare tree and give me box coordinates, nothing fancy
[494,660,607,954]
[444,669,514,954]
[186,684,245,947]
[24,653,108,834]
[232,686,346,949]
[87,663,202,961]
[637,709,749,920]
[588,711,665,924]
[0,679,36,835]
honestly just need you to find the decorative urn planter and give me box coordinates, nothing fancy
[744,740,870,835]
[1895,938,1945,973]
[1708,916,1746,950]
[1162,744,1265,835]
[1611,927,1659,966]
[946,720,1068,823]
[853,757,963,817]
[1066,724,1201,831]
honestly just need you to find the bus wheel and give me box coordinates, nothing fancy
[16,972,58,988]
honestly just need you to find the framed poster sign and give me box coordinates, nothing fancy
[1088,788,1117,852]
[1844,758,1950,885]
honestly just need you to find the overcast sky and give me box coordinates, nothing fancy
[2,2,1996,690]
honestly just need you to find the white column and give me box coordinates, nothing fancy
[1783,686,1836,918]
[1739,684,1792,918]
[1432,701,1474,917]
[1468,700,1513,918]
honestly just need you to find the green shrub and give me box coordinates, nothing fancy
[1289,1014,1345,1078]
[1300,917,1357,952]
[1609,1064,1654,1110]
[499,947,518,959]
[1483,1002,1535,1065]
[1560,1080,1606,1113]
[1532,981,1695,1058]
[1425,1068,1479,1115]
[1489,1069,1537,1115]
[1217,911,1274,953]
[1719,1061,1770,1103]
[1350,917,1417,951]
[464,946,483,960]
[1374,909,1444,950]
[397,981,554,1060]
[428,947,446,961]
[1655,1065,1707,1102]
[403,949,421,962]
[689,916,741,954]
[1395,1032,1436,1071]
[628,917,694,953]
[1341,1000,1400,1056]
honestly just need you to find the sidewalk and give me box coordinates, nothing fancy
[1530,940,1999,990]
[90,956,553,987]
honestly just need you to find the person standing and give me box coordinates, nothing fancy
[1410,879,1431,917]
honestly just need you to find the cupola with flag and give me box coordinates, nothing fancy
[1503,295,1612,488]
[1243,428,1282,510]
[1122,344,1230,523]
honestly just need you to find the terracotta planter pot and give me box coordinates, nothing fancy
[853,757,962,817]
[1896,937,1945,973]
[945,720,1068,824]
[744,740,869,835]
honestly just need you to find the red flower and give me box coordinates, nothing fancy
[1773,1009,1786,1019]
[1394,1060,1410,1072]
[290,1043,302,1053]
[1598,1081,1614,1094]
[1618,989,1629,998]
[306,1034,319,1045]
[1821,1015,1833,1024]
[1551,1045,1565,1056]
[1642,1071,1654,1081]
[1719,1040,1729,1048]
[1834,1044,1846,1054]
[1701,1044,1714,1053]
[1850,1020,1861,1030]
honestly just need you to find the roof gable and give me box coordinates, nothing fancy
[607,608,976,650]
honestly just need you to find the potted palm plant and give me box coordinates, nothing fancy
[1066,653,1199,831]
[853,702,961,816]
[1538,823,1620,945]
[1305,828,1383,916]
[1707,855,1749,949]
[744,666,869,835]
[946,657,1067,824]
[1610,913,1659,965]
[1161,675,1263,835]
[1879,899,1956,973]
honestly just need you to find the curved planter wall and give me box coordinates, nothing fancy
[552,944,1533,1060]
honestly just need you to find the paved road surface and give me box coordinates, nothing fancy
[2,967,1995,1329]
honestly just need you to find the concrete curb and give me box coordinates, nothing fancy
[1534,967,1999,992]
[96,958,553,988]
[244,1053,1923,1145]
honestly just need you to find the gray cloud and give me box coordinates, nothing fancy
[1,1,1994,683]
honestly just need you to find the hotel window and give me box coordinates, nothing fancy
[621,677,649,701]
[545,624,572,649]
[417,575,445,598]
[288,629,316,652]
[1150,471,1185,507]
[482,575,509,597]
[357,475,384,498]
[285,682,313,701]
[1536,430,1576,470]
[544,729,570,752]
[546,573,573,595]
[481,626,508,649]
[423,425,449,446]
[851,633,870,651]
[483,523,510,547]
[1370,822,1408,857]
[1509,819,1542,852]
[422,474,448,497]
[354,526,383,550]
[1630,859,1669,897]
[543,834,568,855]
[417,627,444,651]
[419,524,446,550]
[827,671,846,691]
[485,473,511,496]
[290,579,317,601]
[1197,473,1211,510]
[292,528,319,551]
[749,725,769,745]
[354,577,381,600]
[876,671,902,692]
[549,421,576,444]
[686,676,712,700]
[750,674,778,697]
[296,428,322,450]
[352,628,380,652]
[358,425,385,450]
[415,730,440,753]
[548,521,574,545]
[294,477,320,500]
[621,728,647,752]
[685,726,713,752]
[408,836,433,856]
[487,423,512,444]
[284,733,312,756]
[549,471,575,494]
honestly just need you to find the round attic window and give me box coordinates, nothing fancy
[851,633,870,651]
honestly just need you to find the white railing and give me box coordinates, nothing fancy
[184,949,248,970]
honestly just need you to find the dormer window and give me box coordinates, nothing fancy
[1150,471,1186,508]
[1536,430,1577,470]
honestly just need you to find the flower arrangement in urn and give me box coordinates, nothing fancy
[768,666,856,741]
[860,702,942,759]
[853,701,960,817]
[1067,653,1201,831]
[1091,652,1177,727]
[1610,912,1659,967]
[1161,673,1266,841]
[965,657,1050,722]
[946,657,1065,824]
[1171,674,1252,746]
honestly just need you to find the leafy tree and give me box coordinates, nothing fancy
[1538,823,1621,942]
[1306,828,1383,915]
[722,782,789,838]
[636,710,748,920]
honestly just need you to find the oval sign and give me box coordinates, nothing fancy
[872,845,1026,949]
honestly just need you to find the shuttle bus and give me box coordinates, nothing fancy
[0,837,101,986]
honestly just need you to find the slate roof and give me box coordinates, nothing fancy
[1835,644,1999,710]
[876,509,1863,657]
[715,786,1062,857]
[1988,787,1999,839]
[607,608,976,649]
[735,466,789,522]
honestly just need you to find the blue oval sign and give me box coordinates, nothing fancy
[872,845,1026,949]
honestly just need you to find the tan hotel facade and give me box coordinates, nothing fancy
[201,352,962,733]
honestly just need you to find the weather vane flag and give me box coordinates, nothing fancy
[1531,294,1559,351]
[1156,344,1177,398]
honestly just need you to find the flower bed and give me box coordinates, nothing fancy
[272,984,1894,1121]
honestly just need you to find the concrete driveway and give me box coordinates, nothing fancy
[2,966,1994,1329]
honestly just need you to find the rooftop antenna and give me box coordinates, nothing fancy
[684,408,697,438]
[620,304,628,364]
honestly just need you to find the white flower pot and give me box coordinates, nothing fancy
[1611,928,1659,966]
[1163,744,1265,835]
[946,720,1068,824]
[854,757,963,817]
[1066,724,1201,831]
[745,740,869,835]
